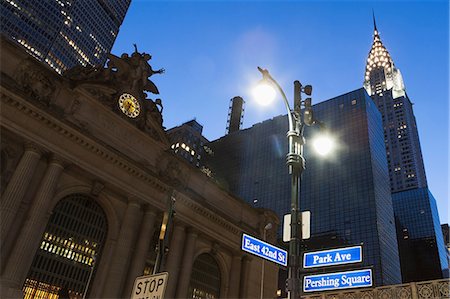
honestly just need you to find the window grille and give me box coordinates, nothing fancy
[23,194,107,299]
[188,253,221,299]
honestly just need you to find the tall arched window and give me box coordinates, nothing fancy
[188,253,221,299]
[23,194,108,299]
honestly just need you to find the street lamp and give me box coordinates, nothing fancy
[254,67,333,299]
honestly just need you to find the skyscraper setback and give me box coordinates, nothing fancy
[1,0,131,74]
[363,16,448,281]
[363,16,427,193]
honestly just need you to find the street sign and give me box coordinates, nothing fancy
[303,269,372,292]
[131,272,168,299]
[282,211,311,242]
[303,246,362,268]
[241,233,287,266]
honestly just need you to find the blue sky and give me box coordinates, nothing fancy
[112,0,449,224]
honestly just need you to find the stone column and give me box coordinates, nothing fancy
[239,256,252,299]
[175,228,198,298]
[0,143,42,246]
[410,282,418,299]
[164,222,186,299]
[0,156,64,295]
[102,198,142,298]
[122,207,158,297]
[88,238,116,299]
[228,254,242,298]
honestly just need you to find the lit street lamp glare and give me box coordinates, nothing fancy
[253,81,276,106]
[312,135,335,156]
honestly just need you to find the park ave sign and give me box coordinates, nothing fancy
[303,246,362,268]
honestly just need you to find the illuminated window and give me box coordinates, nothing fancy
[23,194,107,299]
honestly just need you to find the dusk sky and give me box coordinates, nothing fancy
[112,0,449,224]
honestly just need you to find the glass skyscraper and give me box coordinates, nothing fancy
[207,88,402,286]
[363,17,448,281]
[1,0,131,74]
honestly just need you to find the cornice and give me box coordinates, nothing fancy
[176,192,242,236]
[1,88,171,197]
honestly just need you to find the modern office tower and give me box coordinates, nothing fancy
[207,88,402,286]
[363,17,448,281]
[166,119,212,170]
[1,0,131,73]
[442,224,450,270]
[393,190,449,281]
[442,224,450,252]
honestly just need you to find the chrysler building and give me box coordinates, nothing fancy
[363,16,427,193]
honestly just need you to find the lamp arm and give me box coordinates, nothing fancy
[257,67,295,132]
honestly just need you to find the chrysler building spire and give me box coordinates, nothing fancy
[373,10,378,32]
[363,17,406,98]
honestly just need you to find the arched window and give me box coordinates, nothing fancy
[23,194,108,299]
[188,253,221,299]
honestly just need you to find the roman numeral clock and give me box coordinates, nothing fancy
[118,93,141,119]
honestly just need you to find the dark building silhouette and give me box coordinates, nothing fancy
[1,0,131,73]
[393,189,449,281]
[166,119,212,171]
[363,16,448,281]
[226,96,245,135]
[207,88,402,286]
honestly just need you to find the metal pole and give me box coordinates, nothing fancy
[82,255,96,299]
[260,223,272,299]
[286,81,304,299]
[257,67,311,299]
[260,230,266,299]
[153,192,176,275]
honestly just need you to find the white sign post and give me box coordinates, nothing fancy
[130,272,168,299]
[283,211,311,242]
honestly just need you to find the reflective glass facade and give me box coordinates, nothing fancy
[393,188,449,281]
[207,88,401,286]
[1,0,130,73]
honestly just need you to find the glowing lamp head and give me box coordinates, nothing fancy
[312,134,335,156]
[253,81,276,106]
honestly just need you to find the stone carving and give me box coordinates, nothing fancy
[158,158,188,188]
[91,180,105,197]
[302,279,449,299]
[14,59,56,105]
[64,44,163,99]
[64,45,166,135]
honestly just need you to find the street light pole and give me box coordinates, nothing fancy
[260,223,273,299]
[257,67,314,299]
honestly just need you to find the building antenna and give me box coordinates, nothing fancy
[372,9,378,32]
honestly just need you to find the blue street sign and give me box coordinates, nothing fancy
[303,246,362,268]
[303,269,372,292]
[241,233,287,266]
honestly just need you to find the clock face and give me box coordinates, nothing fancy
[118,93,140,118]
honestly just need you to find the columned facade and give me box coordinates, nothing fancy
[1,156,65,297]
[0,142,42,245]
[122,207,158,297]
[176,228,198,298]
[102,198,142,298]
[0,37,279,299]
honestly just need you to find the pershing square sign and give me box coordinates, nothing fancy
[303,269,373,292]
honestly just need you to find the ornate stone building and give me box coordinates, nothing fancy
[0,37,279,299]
